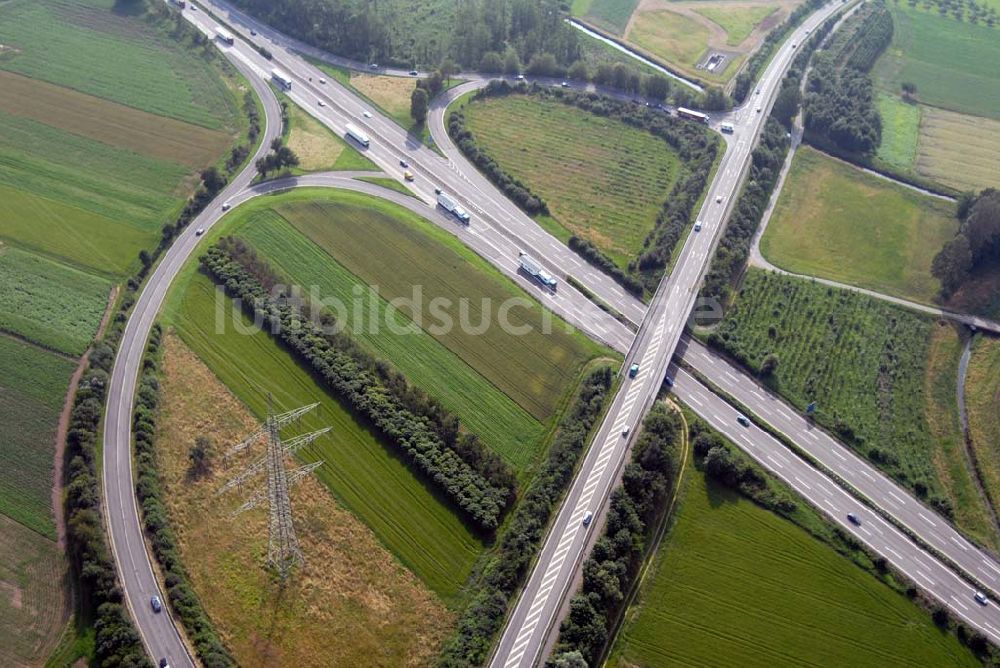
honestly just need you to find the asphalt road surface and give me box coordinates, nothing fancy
[100,39,282,668]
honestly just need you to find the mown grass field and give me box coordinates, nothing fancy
[874,4,1000,121]
[693,5,779,46]
[273,190,608,424]
[231,207,546,473]
[462,96,682,269]
[164,270,483,603]
[572,0,642,34]
[610,473,979,667]
[0,245,111,356]
[967,335,1000,525]
[155,333,453,665]
[0,514,68,667]
[875,93,920,171]
[761,147,957,304]
[0,336,76,540]
[0,0,240,130]
[285,101,376,173]
[915,106,1000,193]
[628,9,710,71]
[712,270,991,543]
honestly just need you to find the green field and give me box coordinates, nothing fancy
[876,93,920,170]
[711,270,990,542]
[0,0,239,130]
[0,246,110,356]
[165,271,483,603]
[610,472,978,667]
[271,190,608,423]
[966,335,1000,524]
[0,336,76,540]
[694,5,778,46]
[0,514,69,666]
[761,147,957,304]
[573,0,641,34]
[874,4,1000,121]
[462,95,682,269]
[628,9,711,71]
[230,206,547,473]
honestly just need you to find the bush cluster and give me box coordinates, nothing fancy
[201,241,514,530]
[549,403,682,666]
[64,343,149,667]
[132,325,236,667]
[437,367,614,666]
[450,81,719,297]
[700,118,790,306]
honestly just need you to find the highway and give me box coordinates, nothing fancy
[95,1,1000,665]
[100,37,283,668]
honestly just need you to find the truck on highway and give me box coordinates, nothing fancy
[344,123,370,148]
[437,192,470,224]
[720,122,734,134]
[271,68,292,90]
[518,252,557,290]
[215,27,235,45]
[677,107,709,124]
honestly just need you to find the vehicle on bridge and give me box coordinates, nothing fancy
[517,252,557,290]
[437,192,471,224]
[344,123,371,148]
[677,107,709,124]
[215,27,234,45]
[271,68,292,90]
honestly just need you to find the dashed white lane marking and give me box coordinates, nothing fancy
[887,490,906,504]
[914,570,936,587]
[918,512,937,527]
[860,469,876,481]
[951,596,970,613]
[794,476,812,491]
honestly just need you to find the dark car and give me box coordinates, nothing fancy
[736,414,750,427]
[847,513,861,526]
[409,70,419,76]
[150,595,163,613]
[250,29,257,36]
[664,376,674,388]
[399,159,409,168]
[628,363,639,378]
[159,659,170,668]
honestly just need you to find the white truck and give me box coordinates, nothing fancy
[344,123,371,147]
[437,192,470,224]
[720,122,734,134]
[518,252,557,290]
[271,68,292,90]
[215,27,235,45]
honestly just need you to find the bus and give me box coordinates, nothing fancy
[271,68,292,90]
[215,27,235,45]
[345,123,371,148]
[720,122,734,134]
[677,107,709,124]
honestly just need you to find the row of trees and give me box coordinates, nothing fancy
[132,325,235,667]
[700,118,791,307]
[803,1,892,157]
[932,189,1000,295]
[437,366,614,666]
[448,81,719,297]
[225,91,261,172]
[256,137,300,178]
[202,242,515,530]
[549,403,682,666]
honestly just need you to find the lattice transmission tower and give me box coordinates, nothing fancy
[219,398,328,579]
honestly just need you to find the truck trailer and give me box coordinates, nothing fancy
[437,192,470,224]
[518,252,557,289]
[344,123,371,148]
[677,107,709,124]
[271,68,292,90]
[215,27,235,45]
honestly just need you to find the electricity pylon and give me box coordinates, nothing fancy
[219,397,326,579]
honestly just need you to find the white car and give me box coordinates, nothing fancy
[621,425,631,437]
[694,220,703,232]
[221,201,231,211]
[716,195,723,204]
[319,77,327,84]
[582,511,593,527]
[976,591,989,606]
[756,106,762,113]
[363,110,373,118]
[317,100,325,107]
[195,228,205,236]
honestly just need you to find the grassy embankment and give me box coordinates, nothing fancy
[709,269,1000,549]
[693,5,780,46]
[462,95,682,271]
[284,101,377,173]
[609,469,980,667]
[966,335,1000,520]
[760,146,957,305]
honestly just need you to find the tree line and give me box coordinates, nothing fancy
[548,403,682,667]
[803,1,892,157]
[700,118,791,308]
[436,365,613,666]
[201,240,516,530]
[132,325,235,667]
[448,81,719,298]
[932,189,1000,296]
